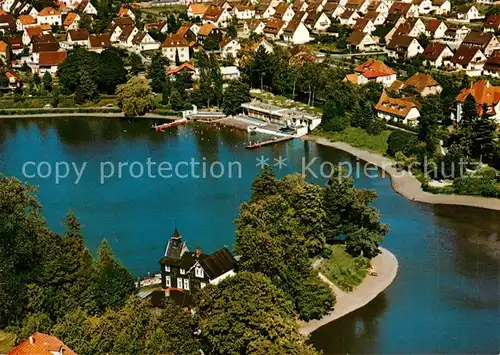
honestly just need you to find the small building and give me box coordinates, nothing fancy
[432,0,450,14]
[16,14,36,32]
[388,2,419,18]
[221,66,241,80]
[450,45,487,75]
[88,34,111,53]
[413,0,433,15]
[7,34,23,55]
[67,28,90,47]
[37,7,61,26]
[187,3,208,18]
[346,30,378,51]
[455,80,500,123]
[386,35,424,59]
[159,229,237,293]
[0,40,7,58]
[251,36,274,53]
[63,12,80,30]
[197,23,222,44]
[38,51,67,76]
[282,20,311,44]
[145,20,169,34]
[202,6,232,28]
[364,11,387,26]
[0,14,15,33]
[234,5,256,19]
[241,99,322,133]
[339,10,361,26]
[118,7,136,21]
[78,0,98,16]
[353,18,376,34]
[273,3,295,22]
[304,12,331,31]
[483,53,500,78]
[393,73,442,96]
[263,18,287,39]
[132,31,159,51]
[425,18,447,39]
[220,38,240,59]
[344,59,397,87]
[161,34,190,63]
[375,91,421,126]
[454,5,483,22]
[423,42,453,67]
[7,332,76,355]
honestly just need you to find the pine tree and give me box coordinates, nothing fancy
[210,54,223,107]
[473,105,496,163]
[174,49,180,66]
[43,71,53,92]
[148,52,166,93]
[162,76,172,106]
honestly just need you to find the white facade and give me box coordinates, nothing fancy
[162,46,190,63]
[377,108,420,126]
[37,11,62,26]
[283,22,311,44]
[234,7,255,19]
[209,270,236,285]
[221,39,241,59]
[312,13,332,31]
[81,2,98,15]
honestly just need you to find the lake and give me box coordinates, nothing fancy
[0,117,498,354]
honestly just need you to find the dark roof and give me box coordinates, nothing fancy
[68,28,89,41]
[484,54,500,73]
[461,30,494,47]
[7,34,23,49]
[451,45,482,65]
[39,51,67,67]
[164,228,186,260]
[347,30,367,45]
[386,35,415,50]
[33,42,60,53]
[423,42,449,60]
[89,34,111,48]
[484,14,500,29]
[199,247,236,279]
[0,15,15,30]
[32,34,57,44]
[389,2,412,14]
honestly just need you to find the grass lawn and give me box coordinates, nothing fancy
[141,5,187,16]
[250,91,322,115]
[314,127,391,155]
[0,331,15,353]
[318,244,370,292]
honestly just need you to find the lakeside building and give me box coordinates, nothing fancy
[8,332,76,355]
[455,80,500,123]
[240,100,322,134]
[375,91,421,126]
[159,229,237,294]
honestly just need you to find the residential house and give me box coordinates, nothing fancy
[345,0,370,13]
[2,0,16,13]
[118,7,136,21]
[188,4,208,18]
[443,26,470,46]
[197,23,222,44]
[88,33,111,53]
[304,11,331,31]
[386,17,426,42]
[413,0,433,14]
[63,12,80,30]
[273,3,295,22]
[78,0,98,15]
[257,2,278,19]
[16,14,36,31]
[343,59,397,86]
[375,91,421,126]
[386,35,424,58]
[7,332,76,355]
[339,10,361,26]
[423,42,453,67]
[243,19,266,35]
[460,30,500,56]
[5,71,21,88]
[293,0,309,13]
[450,45,487,75]
[392,73,442,96]
[431,0,450,14]
[263,18,287,39]
[37,7,61,26]
[132,31,160,51]
[484,15,500,33]
[347,30,378,50]
[282,20,311,44]
[389,2,419,18]
[108,17,136,42]
[483,52,500,77]
[454,5,482,22]
[234,5,255,19]
[425,18,447,38]
[32,35,60,64]
[475,0,500,4]
[7,34,23,55]
[364,10,387,26]
[221,66,241,80]
[324,2,346,19]
[145,20,169,34]
[367,1,389,14]
[203,6,232,28]
[220,38,240,59]
[252,36,274,52]
[354,18,376,33]
[455,80,500,123]
[67,28,89,47]
[23,25,43,45]
[162,34,190,63]
[176,23,197,42]
[0,14,15,33]
[159,229,237,293]
[385,13,407,29]
[167,62,196,76]
[38,51,67,76]
[118,25,139,47]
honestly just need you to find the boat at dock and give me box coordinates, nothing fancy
[152,118,188,131]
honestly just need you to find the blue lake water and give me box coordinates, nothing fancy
[0,117,499,354]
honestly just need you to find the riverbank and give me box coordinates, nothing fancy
[303,136,500,211]
[0,113,180,120]
[301,247,398,335]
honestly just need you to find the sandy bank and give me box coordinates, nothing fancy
[300,247,398,335]
[303,136,500,211]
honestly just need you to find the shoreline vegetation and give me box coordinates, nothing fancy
[300,247,398,335]
[304,135,500,211]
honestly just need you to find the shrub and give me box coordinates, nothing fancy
[386,130,417,156]
[453,174,499,197]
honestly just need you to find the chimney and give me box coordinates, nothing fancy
[196,248,201,257]
[29,335,34,344]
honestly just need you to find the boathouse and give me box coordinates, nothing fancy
[159,228,237,294]
[241,100,322,135]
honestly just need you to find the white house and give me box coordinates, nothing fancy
[455,5,483,22]
[343,59,397,87]
[413,0,433,14]
[38,51,67,76]
[346,30,378,51]
[16,15,37,31]
[282,21,311,44]
[78,0,97,15]
[203,7,232,28]
[161,34,190,63]
[118,7,136,21]
[234,5,255,19]
[305,12,331,31]
[432,0,450,14]
[67,28,89,47]
[386,35,424,58]
[451,45,487,75]
[365,10,387,26]
[425,19,447,38]
[423,42,453,67]
[37,7,62,26]
[455,80,500,124]
[132,31,160,51]
[221,66,241,80]
[273,3,295,23]
[220,38,241,59]
[353,18,376,33]
[375,91,421,126]
[339,10,361,26]
[63,12,80,30]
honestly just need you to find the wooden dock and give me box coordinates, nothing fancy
[245,136,294,149]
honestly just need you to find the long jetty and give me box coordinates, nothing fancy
[245,136,294,149]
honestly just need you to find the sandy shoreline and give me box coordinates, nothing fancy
[300,247,398,335]
[303,136,500,211]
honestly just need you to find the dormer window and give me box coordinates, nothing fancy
[180,268,185,275]
[195,266,204,278]
[165,265,170,272]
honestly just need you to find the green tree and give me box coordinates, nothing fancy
[43,71,53,92]
[75,71,98,104]
[148,52,167,93]
[116,77,155,117]
[128,52,144,75]
[58,47,100,95]
[161,76,172,106]
[419,95,444,154]
[197,272,319,355]
[323,100,349,131]
[96,48,127,94]
[472,106,496,164]
[221,80,251,115]
[346,228,383,258]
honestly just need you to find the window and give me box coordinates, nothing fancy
[166,275,171,287]
[177,278,183,289]
[180,268,185,275]
[165,265,170,272]
[184,278,190,290]
[200,282,206,289]
[195,266,204,278]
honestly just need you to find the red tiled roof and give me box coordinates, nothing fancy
[426,19,442,32]
[375,90,420,118]
[456,80,500,105]
[8,332,76,355]
[162,34,189,47]
[39,51,67,67]
[167,62,196,75]
[354,59,396,78]
[423,42,449,61]
[38,7,61,17]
